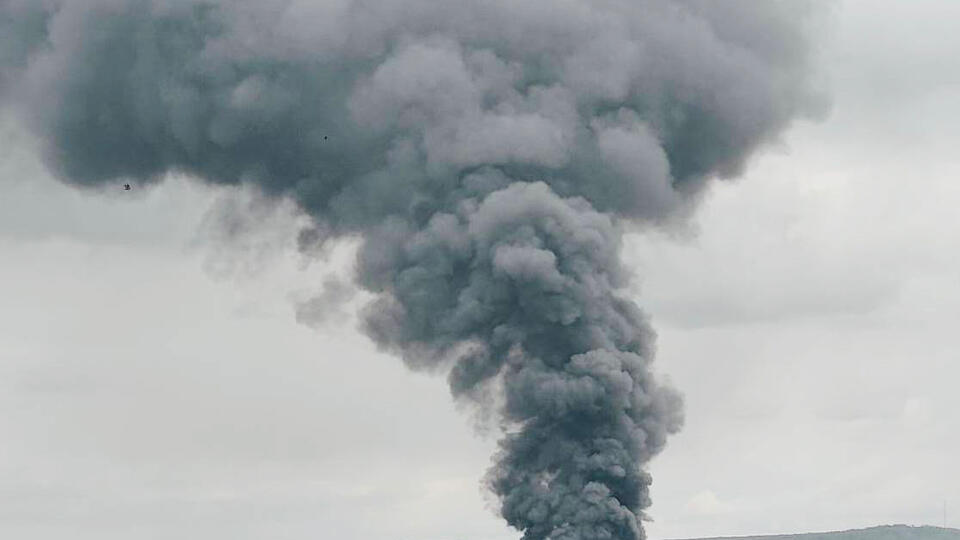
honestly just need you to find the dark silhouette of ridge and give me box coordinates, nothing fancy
[673,525,960,540]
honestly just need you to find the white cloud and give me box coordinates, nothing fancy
[686,490,734,516]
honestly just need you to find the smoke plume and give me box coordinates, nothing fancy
[0,1,824,538]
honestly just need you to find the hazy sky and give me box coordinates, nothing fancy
[1,1,958,539]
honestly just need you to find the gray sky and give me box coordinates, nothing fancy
[1,1,958,539]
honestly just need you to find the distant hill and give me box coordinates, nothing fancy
[678,525,960,540]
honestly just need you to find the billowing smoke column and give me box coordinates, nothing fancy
[0,1,823,538]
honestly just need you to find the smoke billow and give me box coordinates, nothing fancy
[0,1,824,538]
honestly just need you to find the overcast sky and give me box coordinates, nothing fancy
[1,1,959,539]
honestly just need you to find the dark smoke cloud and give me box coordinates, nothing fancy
[0,1,824,538]
[296,276,356,328]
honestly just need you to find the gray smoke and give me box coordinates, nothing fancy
[0,1,824,538]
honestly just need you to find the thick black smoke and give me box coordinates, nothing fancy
[0,1,824,538]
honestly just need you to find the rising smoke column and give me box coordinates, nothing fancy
[0,1,824,538]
